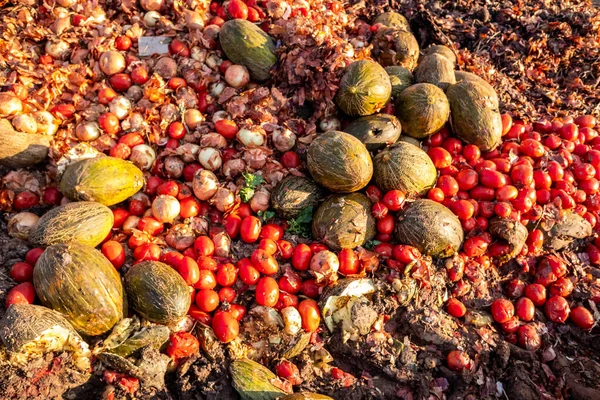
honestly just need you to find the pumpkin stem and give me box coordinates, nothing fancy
[348,86,358,95]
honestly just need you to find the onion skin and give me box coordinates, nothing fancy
[193,170,219,200]
[152,195,180,223]
[0,119,51,168]
[99,51,126,76]
[0,93,22,117]
[7,212,39,240]
[12,114,37,134]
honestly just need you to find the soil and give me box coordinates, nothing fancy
[2,0,600,399]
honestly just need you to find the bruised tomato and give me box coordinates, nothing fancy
[446,350,471,372]
[255,277,279,307]
[490,298,514,323]
[545,295,570,323]
[211,311,239,343]
[166,332,199,359]
[298,299,320,332]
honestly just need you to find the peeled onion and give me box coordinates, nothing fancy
[75,121,101,141]
[222,159,246,179]
[33,111,58,135]
[140,0,163,11]
[130,144,156,170]
[193,169,219,200]
[7,212,39,240]
[281,306,302,335]
[211,187,235,212]
[210,82,225,97]
[212,231,231,257]
[319,116,341,132]
[109,96,132,120]
[45,39,70,60]
[99,51,126,76]
[198,147,222,171]
[122,215,141,234]
[12,114,37,134]
[212,111,229,123]
[237,128,265,148]
[250,189,270,213]
[164,156,184,178]
[184,109,203,129]
[152,195,180,223]
[200,133,227,149]
[166,224,195,250]
[0,93,22,117]
[183,10,204,29]
[272,127,296,152]
[310,250,340,285]
[224,65,250,88]
[143,11,161,27]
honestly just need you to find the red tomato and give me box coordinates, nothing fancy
[240,216,261,243]
[255,276,279,307]
[166,332,199,359]
[215,119,239,139]
[338,248,359,275]
[372,202,388,219]
[194,269,217,290]
[258,238,278,255]
[545,295,570,323]
[179,197,200,218]
[428,147,452,168]
[131,67,149,85]
[133,243,161,262]
[238,258,260,285]
[251,249,278,275]
[274,360,302,385]
[437,175,459,197]
[427,187,445,202]
[227,0,248,19]
[25,248,44,266]
[223,214,242,238]
[281,151,300,168]
[219,287,237,303]
[365,185,383,203]
[446,298,466,318]
[462,236,488,257]
[98,87,117,104]
[197,256,218,271]
[505,279,526,298]
[168,121,186,139]
[98,112,120,134]
[525,284,547,307]
[102,241,125,269]
[115,35,132,51]
[212,311,239,343]
[301,279,319,298]
[456,169,479,191]
[10,262,34,283]
[260,223,283,241]
[279,272,302,294]
[298,299,321,332]
[392,245,421,264]
[6,282,35,306]
[292,244,312,271]
[517,324,541,350]
[446,350,471,372]
[194,236,215,257]
[548,277,574,297]
[195,289,220,313]
[382,190,406,211]
[278,240,294,259]
[570,306,594,330]
[376,214,395,234]
[157,181,179,197]
[188,304,212,325]
[42,187,62,205]
[216,263,238,287]
[13,191,38,210]
[169,39,190,57]
[137,216,164,236]
[109,73,132,92]
[491,298,514,323]
[176,256,200,286]
[515,297,535,322]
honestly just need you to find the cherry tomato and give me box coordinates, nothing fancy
[260,223,283,241]
[298,299,320,332]
[131,67,149,85]
[545,295,570,323]
[25,248,44,266]
[437,175,459,197]
[382,190,406,211]
[10,262,34,283]
[255,276,279,307]
[456,169,479,191]
[462,236,488,257]
[6,282,35,306]
[115,35,132,51]
[301,279,319,298]
[428,187,445,202]
[279,272,302,294]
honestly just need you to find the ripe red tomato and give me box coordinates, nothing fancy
[10,262,34,283]
[6,282,35,306]
[255,276,279,307]
[258,238,278,256]
[427,187,445,202]
[463,144,481,162]
[109,73,132,92]
[215,119,239,139]
[194,269,217,290]
[13,191,39,210]
[292,244,312,271]
[462,236,488,257]
[176,256,200,285]
[392,245,421,264]
[338,248,359,275]
[260,223,283,241]
[300,279,319,298]
[166,332,199,359]
[279,271,302,294]
[446,350,471,372]
[525,284,547,307]
[219,287,237,303]
[194,236,215,257]
[238,258,260,285]
[501,317,521,333]
[446,298,466,318]
[456,169,479,191]
[98,112,120,134]
[376,214,395,234]
[215,263,238,287]
[451,199,475,220]
[281,151,300,168]
[115,35,132,51]
[227,0,248,19]
[168,121,186,140]
[298,299,321,332]
[490,298,515,323]
[428,147,452,168]
[131,66,149,85]
[515,297,535,322]
[479,169,507,188]
[437,175,459,197]
[102,241,125,269]
[179,197,200,218]
[382,190,406,211]
[240,216,261,243]
[545,295,570,323]
[195,289,220,313]
[548,277,574,297]
[570,306,594,330]
[197,256,218,271]
[25,248,44,266]
[212,311,240,343]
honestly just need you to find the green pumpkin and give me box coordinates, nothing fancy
[395,83,450,139]
[335,60,392,117]
[373,12,411,31]
[372,28,419,70]
[414,54,456,90]
[424,45,457,66]
[270,175,325,219]
[385,66,414,97]
[344,113,402,152]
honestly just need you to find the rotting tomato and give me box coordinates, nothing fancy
[251,249,278,275]
[298,299,320,332]
[238,259,260,285]
[292,244,312,271]
[517,324,541,351]
[570,306,594,330]
[545,295,570,323]
[176,256,200,286]
[525,284,547,307]
[166,332,200,360]
[300,279,319,299]
[515,297,535,322]
[212,311,240,343]
[13,191,38,210]
[382,189,406,211]
[446,350,471,372]
[194,269,217,290]
[255,276,279,307]
[275,360,302,385]
[218,287,237,303]
[491,298,514,324]
[549,277,574,297]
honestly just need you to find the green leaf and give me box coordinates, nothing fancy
[257,210,275,223]
[286,206,314,238]
[364,240,381,250]
[239,172,264,203]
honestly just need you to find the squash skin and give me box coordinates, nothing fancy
[312,193,376,251]
[33,243,125,336]
[271,175,325,219]
[372,28,420,70]
[219,19,277,82]
[60,157,144,206]
[414,54,456,90]
[373,141,437,196]
[446,79,502,152]
[394,199,464,258]
[0,119,51,168]
[124,261,191,325]
[335,60,391,117]
[29,201,114,247]
[373,12,411,31]
[385,66,414,97]
[454,71,499,108]
[280,395,333,400]
[344,114,402,152]
[424,45,457,66]
[307,131,373,193]
[395,83,450,139]
[230,358,287,400]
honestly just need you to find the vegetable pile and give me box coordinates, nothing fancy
[1,0,600,399]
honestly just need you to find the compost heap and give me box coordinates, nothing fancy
[1,0,600,399]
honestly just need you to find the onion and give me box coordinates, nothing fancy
[109,97,131,120]
[122,215,141,234]
[210,82,225,97]
[164,156,184,178]
[198,147,222,171]
[143,11,161,27]
[224,65,250,88]
[310,250,340,285]
[250,189,270,213]
[176,143,200,163]
[184,109,203,129]
[154,57,178,79]
[56,0,76,7]
[166,224,195,250]
[212,231,231,257]
[319,116,341,132]
[11,114,37,134]
[222,159,246,179]
[33,111,58,135]
[130,144,156,170]
[281,306,302,335]
[52,16,71,35]
[99,51,125,76]
[160,103,179,123]
[45,39,70,60]
[211,187,235,212]
[7,212,39,240]
[190,47,207,62]
[205,53,222,69]
[200,132,227,148]
[272,127,296,152]
[0,93,22,117]
[152,195,180,223]
[237,128,265,148]
[140,0,163,11]
[183,9,203,29]
[243,148,269,169]
[192,169,219,200]
[127,113,147,131]
[212,110,229,123]
[126,85,144,102]
[75,121,101,141]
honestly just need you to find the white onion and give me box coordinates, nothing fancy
[210,82,225,97]
[183,9,204,29]
[272,127,296,152]
[211,110,229,123]
[190,46,207,62]
[130,144,156,170]
[198,147,222,171]
[184,109,203,129]
[211,187,235,212]
[99,51,125,76]
[75,121,101,141]
[222,159,246,179]
[250,189,270,213]
[0,93,22,117]
[33,111,58,135]
[122,215,141,234]
[45,39,70,60]
[176,143,200,163]
[205,53,222,69]
[192,169,218,200]
[12,114,37,134]
[319,116,341,132]
[152,195,180,223]
[237,128,265,148]
[281,306,302,335]
[164,156,184,178]
[310,250,340,285]
[109,97,132,120]
[166,224,195,250]
[7,212,39,240]
[143,11,161,27]
[140,0,163,11]
[224,65,250,88]
[212,231,231,257]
